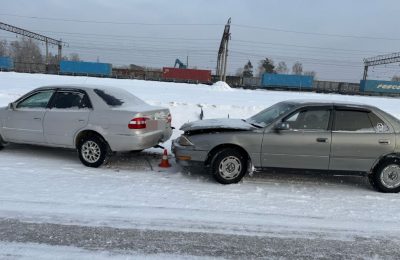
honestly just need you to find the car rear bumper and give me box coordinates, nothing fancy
[171,138,208,167]
[108,128,172,151]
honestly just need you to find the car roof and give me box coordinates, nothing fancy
[35,84,122,92]
[285,99,373,108]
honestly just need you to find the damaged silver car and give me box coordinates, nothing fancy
[172,100,400,193]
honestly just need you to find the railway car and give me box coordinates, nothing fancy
[60,60,112,77]
[0,56,13,71]
[261,73,314,90]
[360,80,400,96]
[162,67,211,83]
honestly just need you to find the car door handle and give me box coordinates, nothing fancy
[78,119,86,122]
[33,117,41,120]
[379,139,390,145]
[316,138,328,143]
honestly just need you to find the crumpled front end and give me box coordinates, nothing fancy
[171,135,209,167]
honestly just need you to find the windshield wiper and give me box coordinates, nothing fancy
[242,119,263,128]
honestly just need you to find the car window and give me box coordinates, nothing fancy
[368,112,390,133]
[247,102,295,127]
[17,90,54,109]
[334,110,374,132]
[51,91,92,109]
[94,88,147,107]
[284,109,330,130]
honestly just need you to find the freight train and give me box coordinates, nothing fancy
[1,56,400,96]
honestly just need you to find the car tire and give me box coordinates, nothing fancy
[370,159,400,193]
[0,135,7,150]
[78,135,109,168]
[211,148,248,184]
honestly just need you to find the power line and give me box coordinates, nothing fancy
[0,13,222,26]
[232,24,400,41]
[1,12,399,41]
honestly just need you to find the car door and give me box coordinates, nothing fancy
[261,106,332,170]
[2,90,55,144]
[329,108,395,172]
[43,90,92,147]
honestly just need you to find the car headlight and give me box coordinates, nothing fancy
[178,135,194,146]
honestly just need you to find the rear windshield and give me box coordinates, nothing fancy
[94,88,147,107]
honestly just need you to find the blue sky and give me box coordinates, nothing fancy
[1,0,400,82]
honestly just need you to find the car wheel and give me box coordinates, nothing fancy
[211,148,248,184]
[0,136,7,150]
[78,135,109,168]
[370,159,400,193]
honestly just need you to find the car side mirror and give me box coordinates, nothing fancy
[8,102,16,110]
[274,122,290,132]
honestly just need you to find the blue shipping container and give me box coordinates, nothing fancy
[0,56,14,70]
[60,60,112,76]
[261,73,314,89]
[360,80,400,94]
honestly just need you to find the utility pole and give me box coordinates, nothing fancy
[0,21,65,64]
[363,52,400,80]
[216,18,231,82]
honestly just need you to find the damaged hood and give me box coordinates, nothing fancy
[180,118,256,132]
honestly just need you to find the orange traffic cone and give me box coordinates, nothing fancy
[159,149,171,168]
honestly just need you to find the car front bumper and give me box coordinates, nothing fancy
[171,138,208,167]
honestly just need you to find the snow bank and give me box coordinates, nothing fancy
[211,81,233,91]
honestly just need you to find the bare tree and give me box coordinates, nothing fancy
[9,38,43,72]
[303,71,316,78]
[392,75,400,82]
[275,61,289,74]
[292,62,303,75]
[0,40,7,56]
[69,53,80,62]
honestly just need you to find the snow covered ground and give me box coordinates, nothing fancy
[1,72,400,258]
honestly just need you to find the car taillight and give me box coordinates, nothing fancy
[128,117,148,129]
[167,113,172,124]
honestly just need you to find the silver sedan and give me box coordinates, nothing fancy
[172,100,400,193]
[0,85,172,167]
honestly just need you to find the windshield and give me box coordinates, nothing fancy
[94,88,147,107]
[247,102,295,127]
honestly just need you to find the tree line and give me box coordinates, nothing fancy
[237,58,316,78]
[0,38,80,72]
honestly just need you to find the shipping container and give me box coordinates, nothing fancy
[60,60,112,77]
[261,73,314,90]
[360,80,400,94]
[162,67,211,83]
[0,56,14,70]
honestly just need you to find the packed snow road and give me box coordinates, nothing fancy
[1,72,400,258]
[1,218,399,259]
[1,143,400,258]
